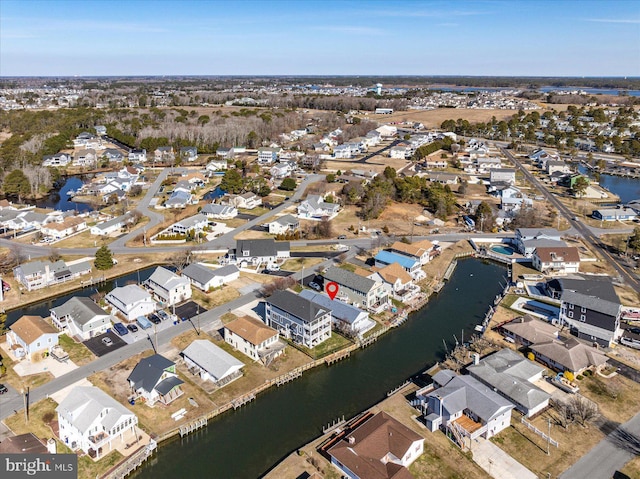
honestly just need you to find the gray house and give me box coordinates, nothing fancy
[50,297,112,341]
[228,239,290,266]
[265,290,332,348]
[322,266,388,312]
[127,354,184,406]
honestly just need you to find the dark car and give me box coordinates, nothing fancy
[149,314,162,325]
[337,235,347,240]
[628,327,640,335]
[113,322,128,336]
[0,384,8,395]
[126,324,139,333]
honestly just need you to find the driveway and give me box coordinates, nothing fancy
[83,332,127,357]
[607,358,640,383]
[13,355,78,378]
[174,301,207,321]
[472,437,537,479]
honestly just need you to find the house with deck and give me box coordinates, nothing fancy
[322,266,388,313]
[7,315,59,360]
[297,195,340,219]
[50,297,112,340]
[267,214,300,235]
[224,315,282,364]
[127,354,184,406]
[200,203,237,220]
[144,266,192,306]
[228,192,262,210]
[298,289,375,337]
[369,263,420,303]
[40,216,87,240]
[500,315,559,347]
[105,285,156,321]
[388,240,435,265]
[374,251,424,280]
[13,259,91,291]
[181,340,244,387]
[532,246,580,274]
[514,227,565,257]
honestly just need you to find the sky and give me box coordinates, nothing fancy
[1,0,639,77]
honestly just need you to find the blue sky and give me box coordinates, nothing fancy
[1,0,638,76]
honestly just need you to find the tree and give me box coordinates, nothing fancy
[219,168,244,194]
[326,173,336,183]
[629,227,640,253]
[94,245,114,270]
[280,178,297,191]
[129,184,143,196]
[167,248,194,272]
[572,176,590,198]
[3,169,31,201]
[475,201,495,232]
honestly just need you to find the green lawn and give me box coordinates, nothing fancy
[295,332,353,359]
[58,334,95,366]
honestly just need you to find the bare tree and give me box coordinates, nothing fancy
[48,248,61,263]
[568,396,599,428]
[167,248,194,273]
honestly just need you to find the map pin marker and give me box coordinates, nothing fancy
[325,281,339,300]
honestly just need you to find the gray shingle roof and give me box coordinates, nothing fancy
[51,297,109,326]
[557,276,621,305]
[181,340,244,381]
[127,354,176,393]
[236,239,289,257]
[531,338,609,372]
[267,290,329,323]
[298,289,366,325]
[212,264,239,277]
[182,263,216,284]
[146,266,190,291]
[155,375,184,395]
[562,290,621,317]
[106,284,151,305]
[323,266,376,294]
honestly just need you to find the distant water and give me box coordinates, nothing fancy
[33,176,94,212]
[203,186,225,201]
[578,165,640,203]
[539,86,640,97]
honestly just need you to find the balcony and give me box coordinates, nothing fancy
[88,431,110,447]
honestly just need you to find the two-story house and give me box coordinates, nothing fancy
[298,289,375,337]
[144,266,192,307]
[297,195,340,219]
[489,168,516,186]
[127,354,184,406]
[264,290,332,348]
[374,251,424,280]
[154,146,175,163]
[514,227,565,257]
[322,266,388,313]
[267,214,300,235]
[224,315,282,364]
[200,203,238,220]
[388,240,435,266]
[228,239,290,266]
[105,285,156,321]
[532,246,581,274]
[257,147,281,165]
[50,297,112,340]
[227,192,262,210]
[13,259,92,291]
[7,315,59,361]
[180,146,198,162]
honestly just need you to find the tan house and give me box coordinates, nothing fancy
[530,337,608,375]
[370,263,420,302]
[7,315,59,360]
[224,315,283,364]
[40,217,87,240]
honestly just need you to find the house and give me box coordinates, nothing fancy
[95,125,107,136]
[144,267,192,307]
[105,285,156,321]
[180,146,198,162]
[427,173,459,185]
[270,163,291,179]
[13,259,91,291]
[224,315,282,363]
[264,290,332,347]
[467,349,550,418]
[323,266,388,313]
[201,203,238,220]
[7,315,59,360]
[228,192,262,210]
[154,146,175,163]
[297,195,340,219]
[40,216,87,240]
[299,289,376,337]
[257,147,281,165]
[490,168,516,186]
[414,370,514,443]
[73,149,97,167]
[165,190,193,208]
[206,158,228,171]
[529,148,559,165]
[181,340,244,387]
[389,145,410,159]
[388,240,435,265]
[557,276,622,347]
[128,148,147,162]
[102,188,127,204]
[73,132,96,148]
[327,412,424,479]
[229,239,290,266]
[532,246,581,274]
[332,144,356,159]
[425,157,448,168]
[476,157,502,170]
[530,337,609,375]
[514,228,565,257]
[501,315,559,346]
[267,214,300,235]
[592,207,638,221]
[56,386,138,457]
[102,149,124,163]
[169,213,208,235]
[50,297,112,340]
[90,213,132,236]
[369,263,420,303]
[182,263,240,291]
[127,354,184,406]
[376,125,397,137]
[374,251,422,279]
[42,153,72,167]
[546,160,572,175]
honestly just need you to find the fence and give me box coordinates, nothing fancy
[520,417,559,448]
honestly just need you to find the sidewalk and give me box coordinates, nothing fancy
[472,437,537,479]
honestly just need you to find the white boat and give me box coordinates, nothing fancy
[550,373,579,393]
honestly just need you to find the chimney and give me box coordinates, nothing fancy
[473,353,480,365]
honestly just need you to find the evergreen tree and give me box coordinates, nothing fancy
[95,245,114,270]
[3,169,31,201]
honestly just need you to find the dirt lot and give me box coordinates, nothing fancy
[0,338,54,390]
[366,108,522,129]
[324,155,410,174]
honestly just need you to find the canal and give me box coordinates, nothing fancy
[578,165,640,204]
[33,176,95,213]
[135,258,507,479]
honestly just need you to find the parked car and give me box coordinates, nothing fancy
[337,235,347,240]
[309,281,322,291]
[136,316,152,330]
[0,384,8,395]
[149,314,161,325]
[113,323,128,336]
[157,310,169,321]
[126,324,139,333]
[102,337,113,346]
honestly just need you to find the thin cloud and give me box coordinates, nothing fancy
[585,18,640,24]
[0,32,38,39]
[316,26,385,35]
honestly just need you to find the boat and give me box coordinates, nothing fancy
[66,190,77,197]
[550,373,579,393]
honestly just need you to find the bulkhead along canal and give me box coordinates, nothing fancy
[135,258,507,479]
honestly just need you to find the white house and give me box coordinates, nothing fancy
[127,354,184,406]
[7,315,59,360]
[515,227,565,257]
[490,168,516,186]
[56,386,138,457]
[168,214,208,236]
[257,147,281,165]
[228,192,262,210]
[201,203,238,220]
[224,315,281,363]
[42,153,72,167]
[180,146,198,162]
[50,297,112,341]
[144,266,192,306]
[298,289,375,337]
[181,264,239,291]
[90,213,133,236]
[40,216,87,240]
[181,340,245,387]
[14,259,92,291]
[267,214,300,235]
[73,149,97,167]
[128,149,147,162]
[206,158,228,171]
[370,263,420,303]
[105,285,156,321]
[389,145,410,159]
[532,246,581,274]
[297,195,340,220]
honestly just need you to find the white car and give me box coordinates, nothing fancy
[309,282,322,291]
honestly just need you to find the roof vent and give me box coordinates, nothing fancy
[348,436,355,445]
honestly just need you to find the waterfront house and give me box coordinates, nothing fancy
[228,239,290,267]
[50,297,112,340]
[56,386,138,457]
[102,149,124,163]
[42,153,72,167]
[224,315,282,364]
[73,132,97,148]
[181,340,244,387]
[467,349,550,418]
[105,285,156,321]
[128,148,147,162]
[13,259,91,291]
[369,263,420,303]
[298,289,375,337]
[546,160,572,175]
[73,149,97,167]
[388,240,435,265]
[40,216,87,240]
[297,195,340,219]
[144,266,192,307]
[532,246,581,274]
[322,266,388,313]
[500,315,559,346]
[374,251,423,280]
[414,370,514,443]
[264,290,332,348]
[228,192,262,210]
[127,354,184,406]
[181,263,239,291]
[327,411,424,479]
[530,337,608,376]
[514,227,565,257]
[267,214,300,235]
[201,203,238,220]
[592,207,638,222]
[180,146,198,162]
[7,315,59,361]
[206,158,228,171]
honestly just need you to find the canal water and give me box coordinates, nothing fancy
[578,165,640,204]
[33,176,94,213]
[134,259,507,479]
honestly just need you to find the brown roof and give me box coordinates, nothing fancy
[531,337,608,373]
[502,315,558,344]
[376,263,412,285]
[390,241,431,258]
[224,316,277,346]
[328,412,422,479]
[44,216,85,232]
[353,266,374,278]
[534,246,580,263]
[10,315,57,344]
[0,433,48,454]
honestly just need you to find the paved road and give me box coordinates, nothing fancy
[560,410,640,479]
[500,146,640,293]
[607,358,640,383]
[352,139,401,164]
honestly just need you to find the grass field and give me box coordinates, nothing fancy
[58,334,95,366]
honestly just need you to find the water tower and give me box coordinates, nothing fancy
[375,83,382,95]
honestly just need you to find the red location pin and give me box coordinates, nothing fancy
[325,281,339,300]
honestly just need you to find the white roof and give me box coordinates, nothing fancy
[182,340,244,381]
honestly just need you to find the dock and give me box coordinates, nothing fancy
[232,393,256,409]
[179,418,207,437]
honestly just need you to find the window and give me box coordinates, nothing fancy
[569,304,574,310]
[568,311,573,319]
[581,307,586,313]
[580,314,586,322]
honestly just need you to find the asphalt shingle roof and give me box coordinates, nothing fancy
[267,290,329,323]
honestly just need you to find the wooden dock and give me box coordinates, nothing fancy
[179,418,207,437]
